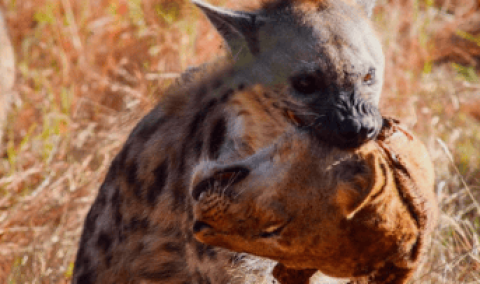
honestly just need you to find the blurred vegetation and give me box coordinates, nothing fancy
[0,0,479,283]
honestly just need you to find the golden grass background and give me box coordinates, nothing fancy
[0,0,479,282]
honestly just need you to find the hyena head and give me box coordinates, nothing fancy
[194,0,384,148]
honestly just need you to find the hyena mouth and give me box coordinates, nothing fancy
[284,109,382,148]
[314,118,382,149]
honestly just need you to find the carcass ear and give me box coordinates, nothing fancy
[192,0,266,60]
[334,154,383,219]
[354,0,377,18]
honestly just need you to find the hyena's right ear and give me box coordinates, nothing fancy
[192,0,266,60]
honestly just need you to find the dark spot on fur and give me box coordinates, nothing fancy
[178,149,187,176]
[139,261,184,280]
[171,184,187,211]
[127,217,149,231]
[161,224,179,238]
[271,102,281,109]
[220,89,234,103]
[126,161,142,199]
[134,114,165,141]
[201,99,219,122]
[105,253,112,268]
[196,242,217,260]
[186,98,218,160]
[73,245,89,271]
[200,276,212,284]
[163,242,185,254]
[209,118,226,159]
[173,99,219,210]
[97,232,112,252]
[111,188,123,227]
[194,136,204,159]
[238,83,245,90]
[198,85,207,96]
[147,159,169,206]
[213,79,223,89]
[137,242,145,252]
[77,270,95,284]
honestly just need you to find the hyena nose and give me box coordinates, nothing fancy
[337,117,379,146]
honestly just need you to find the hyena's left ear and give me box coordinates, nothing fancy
[354,0,377,18]
[192,0,266,60]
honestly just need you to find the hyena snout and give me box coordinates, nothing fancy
[327,99,382,148]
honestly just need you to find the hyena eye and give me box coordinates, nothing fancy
[291,74,317,94]
[363,68,375,85]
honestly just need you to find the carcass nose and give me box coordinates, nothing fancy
[191,164,250,201]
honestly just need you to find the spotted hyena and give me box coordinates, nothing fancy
[72,0,385,283]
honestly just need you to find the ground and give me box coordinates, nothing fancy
[0,0,479,283]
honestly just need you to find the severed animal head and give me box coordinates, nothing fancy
[189,118,438,283]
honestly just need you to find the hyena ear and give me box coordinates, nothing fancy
[354,0,377,18]
[333,154,381,219]
[192,0,266,60]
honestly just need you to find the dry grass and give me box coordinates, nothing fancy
[0,0,479,283]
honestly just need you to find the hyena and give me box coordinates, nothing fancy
[72,0,385,283]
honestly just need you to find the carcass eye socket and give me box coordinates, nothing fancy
[291,74,317,95]
[363,68,375,85]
